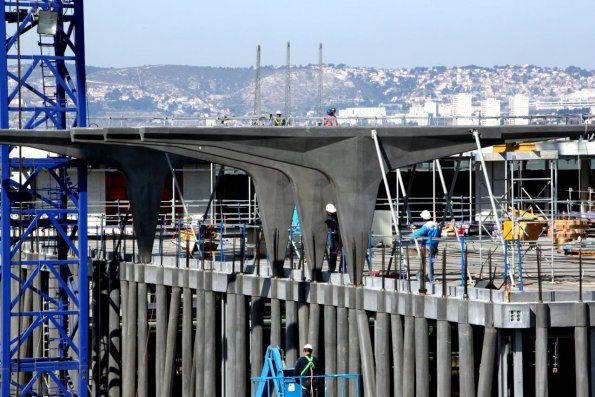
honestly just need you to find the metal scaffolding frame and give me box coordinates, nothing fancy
[1,1,88,395]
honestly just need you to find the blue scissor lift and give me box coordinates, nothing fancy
[0,1,88,396]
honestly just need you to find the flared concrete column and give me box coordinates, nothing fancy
[356,309,376,397]
[458,301,475,397]
[391,314,404,397]
[535,303,549,397]
[137,282,148,397]
[324,305,338,397]
[436,298,451,397]
[182,287,193,397]
[575,302,589,397]
[375,312,390,397]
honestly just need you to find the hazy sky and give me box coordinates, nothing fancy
[85,0,595,69]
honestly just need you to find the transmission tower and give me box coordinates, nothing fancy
[318,43,323,119]
[253,45,261,118]
[285,41,291,124]
[0,1,89,396]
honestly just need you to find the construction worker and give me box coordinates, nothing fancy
[325,203,342,273]
[323,107,337,126]
[409,209,441,279]
[294,343,319,397]
[273,110,286,126]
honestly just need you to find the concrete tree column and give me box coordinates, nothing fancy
[356,309,376,397]
[375,312,390,397]
[575,302,589,397]
[436,298,451,397]
[162,287,181,397]
[182,287,193,397]
[348,308,361,397]
[136,282,148,397]
[236,294,248,397]
[123,280,137,397]
[458,300,475,397]
[391,314,404,397]
[204,291,217,396]
[194,290,205,397]
[155,284,167,396]
[324,305,338,397]
[535,303,549,397]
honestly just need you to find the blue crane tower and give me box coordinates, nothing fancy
[0,1,88,396]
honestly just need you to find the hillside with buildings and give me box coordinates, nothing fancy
[81,64,595,123]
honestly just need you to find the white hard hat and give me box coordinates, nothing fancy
[325,203,336,213]
[276,110,282,115]
[304,343,313,350]
[420,210,432,220]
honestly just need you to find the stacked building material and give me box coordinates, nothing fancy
[549,218,589,246]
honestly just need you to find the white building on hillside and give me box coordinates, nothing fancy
[480,98,501,126]
[509,94,529,125]
[452,93,473,125]
[338,107,387,126]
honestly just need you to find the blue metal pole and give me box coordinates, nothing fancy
[517,239,524,291]
[460,236,465,286]
[1,145,12,397]
[503,241,509,285]
[78,164,89,394]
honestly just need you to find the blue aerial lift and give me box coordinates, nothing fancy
[0,1,88,396]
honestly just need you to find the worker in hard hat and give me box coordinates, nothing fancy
[323,107,337,127]
[273,110,286,126]
[409,210,441,279]
[325,203,342,273]
[294,343,319,396]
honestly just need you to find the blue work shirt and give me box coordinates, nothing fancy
[409,220,441,251]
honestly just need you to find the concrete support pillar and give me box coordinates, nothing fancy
[235,294,248,397]
[271,298,282,347]
[108,264,121,397]
[590,328,595,397]
[415,316,430,397]
[195,290,205,397]
[497,330,510,397]
[458,301,475,397]
[162,286,181,397]
[324,305,338,397]
[123,280,137,397]
[308,303,321,353]
[375,312,390,397]
[204,291,217,396]
[251,297,264,378]
[575,302,589,397]
[286,300,299,365]
[155,284,167,396]
[182,287,193,397]
[356,309,376,397]
[298,301,309,353]
[348,308,361,397]
[121,280,129,395]
[137,282,148,397]
[436,298,451,397]
[337,307,349,395]
[477,327,497,397]
[513,330,523,397]
[391,314,404,397]
[403,313,415,396]
[225,293,237,397]
[535,303,549,397]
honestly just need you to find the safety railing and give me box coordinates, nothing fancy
[251,373,360,397]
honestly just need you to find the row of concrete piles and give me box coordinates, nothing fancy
[90,260,593,397]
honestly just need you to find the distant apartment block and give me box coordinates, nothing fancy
[452,93,473,125]
[509,94,529,125]
[480,98,501,126]
[339,107,387,126]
